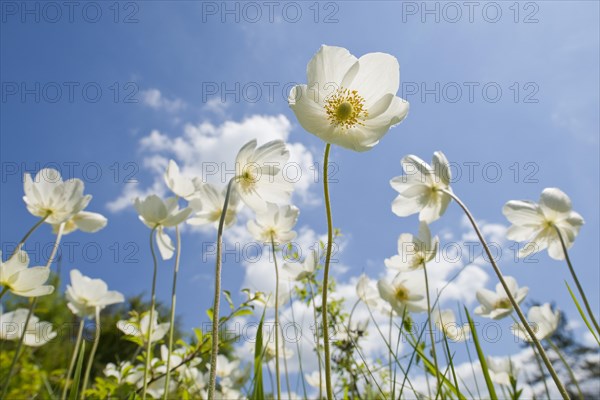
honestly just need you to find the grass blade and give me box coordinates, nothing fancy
[68,340,86,400]
[464,307,497,400]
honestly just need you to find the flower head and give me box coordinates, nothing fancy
[283,248,318,281]
[487,357,519,387]
[187,183,241,229]
[356,274,393,315]
[377,272,426,315]
[117,308,170,344]
[23,168,92,224]
[390,152,452,223]
[289,45,409,151]
[513,303,560,342]
[474,277,528,320]
[503,188,584,260]
[385,222,439,271]
[433,309,470,342]
[66,269,124,318]
[234,139,294,212]
[0,308,56,347]
[164,160,203,200]
[134,194,192,259]
[52,211,107,235]
[0,250,53,297]
[247,203,299,244]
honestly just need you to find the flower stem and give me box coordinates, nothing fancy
[61,319,85,400]
[270,235,282,400]
[207,178,235,400]
[163,225,182,399]
[321,143,334,400]
[554,226,600,335]
[443,189,569,400]
[81,307,101,397]
[423,263,442,398]
[11,214,50,257]
[142,226,159,400]
[1,222,64,399]
[548,338,584,399]
[308,281,324,400]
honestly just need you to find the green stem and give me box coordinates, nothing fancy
[288,284,308,399]
[321,143,334,400]
[163,225,182,399]
[423,262,442,398]
[207,179,235,400]
[443,189,569,400]
[142,226,159,400]
[1,222,64,399]
[308,281,324,400]
[11,214,50,257]
[554,226,600,335]
[81,307,101,397]
[270,236,281,400]
[61,319,84,400]
[548,339,584,399]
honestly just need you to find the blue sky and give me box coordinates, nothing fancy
[1,0,599,389]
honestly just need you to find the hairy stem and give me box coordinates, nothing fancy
[61,319,85,400]
[163,226,182,399]
[142,226,159,400]
[81,307,101,397]
[270,236,282,400]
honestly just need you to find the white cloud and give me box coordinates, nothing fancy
[140,88,186,113]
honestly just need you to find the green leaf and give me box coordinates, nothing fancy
[465,307,498,400]
[206,308,214,322]
[68,340,86,400]
[250,307,267,400]
[233,308,254,318]
[223,290,235,310]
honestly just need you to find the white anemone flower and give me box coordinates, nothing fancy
[288,45,409,152]
[66,269,125,318]
[283,249,318,281]
[0,308,56,346]
[104,361,144,386]
[433,309,470,342]
[0,250,53,297]
[233,139,294,212]
[52,211,107,235]
[23,168,92,224]
[134,194,192,260]
[117,308,170,343]
[390,152,453,223]
[474,277,528,320]
[164,160,203,200]
[513,303,560,342]
[187,183,241,229]
[377,272,427,315]
[486,357,519,387]
[356,274,393,315]
[503,188,584,260]
[247,203,299,244]
[385,222,439,271]
[305,371,326,392]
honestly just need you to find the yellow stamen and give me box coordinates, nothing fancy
[324,88,368,129]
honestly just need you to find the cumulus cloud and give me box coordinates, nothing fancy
[140,88,186,113]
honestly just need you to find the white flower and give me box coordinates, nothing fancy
[474,277,528,320]
[134,195,192,260]
[251,286,291,309]
[513,303,560,342]
[0,308,56,347]
[377,272,426,315]
[385,222,439,271]
[187,183,240,229]
[209,355,240,379]
[433,309,470,342]
[356,274,392,315]
[247,203,299,244]
[233,139,294,212]
[288,45,409,152]
[52,211,107,235]
[0,250,53,297]
[487,357,519,387]
[66,269,124,318]
[503,188,584,260]
[390,152,453,223]
[164,160,203,200]
[23,168,92,224]
[104,361,143,385]
[283,249,318,281]
[117,308,170,343]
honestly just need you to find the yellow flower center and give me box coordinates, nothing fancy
[494,298,512,309]
[324,88,368,129]
[395,285,409,302]
[238,168,257,193]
